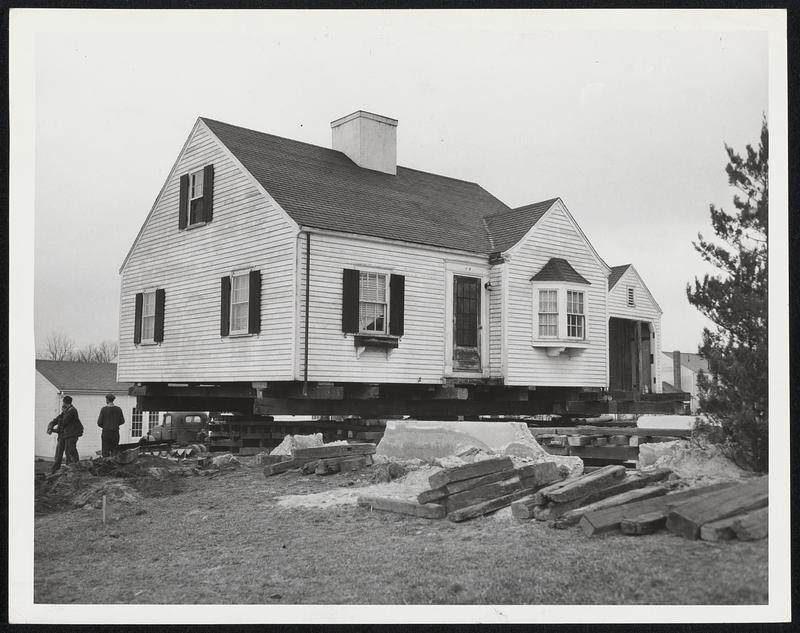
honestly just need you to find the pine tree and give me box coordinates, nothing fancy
[687,117,768,472]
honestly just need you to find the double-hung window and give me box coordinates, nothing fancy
[134,288,165,344]
[220,270,261,337]
[359,271,388,334]
[131,408,143,438]
[230,272,250,334]
[141,291,156,342]
[188,169,204,225]
[538,289,559,338]
[566,290,585,339]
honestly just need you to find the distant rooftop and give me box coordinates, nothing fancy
[36,360,130,393]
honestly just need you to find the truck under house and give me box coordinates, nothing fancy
[118,111,679,418]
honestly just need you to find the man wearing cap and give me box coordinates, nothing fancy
[46,395,84,473]
[97,394,126,457]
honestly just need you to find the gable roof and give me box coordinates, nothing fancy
[202,118,516,254]
[662,352,709,374]
[608,264,631,289]
[483,198,556,253]
[530,257,590,284]
[36,360,130,393]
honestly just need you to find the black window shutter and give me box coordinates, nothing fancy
[389,274,405,336]
[248,270,261,334]
[154,289,166,343]
[178,174,189,230]
[203,165,214,223]
[133,293,143,344]
[220,276,231,337]
[342,269,360,333]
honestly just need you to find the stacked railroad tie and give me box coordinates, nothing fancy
[262,442,376,477]
[511,465,671,525]
[508,467,768,541]
[357,457,568,522]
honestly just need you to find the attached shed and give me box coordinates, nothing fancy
[607,264,663,395]
[35,360,161,459]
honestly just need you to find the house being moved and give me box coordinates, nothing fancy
[118,111,673,417]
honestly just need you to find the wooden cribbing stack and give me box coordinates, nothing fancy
[357,457,568,522]
[263,442,376,477]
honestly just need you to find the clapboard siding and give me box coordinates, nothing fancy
[299,233,491,383]
[608,267,663,393]
[118,122,297,382]
[488,265,503,376]
[504,202,608,387]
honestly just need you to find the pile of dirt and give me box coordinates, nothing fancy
[638,439,749,487]
[35,456,191,514]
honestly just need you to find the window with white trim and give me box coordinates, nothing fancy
[141,291,156,342]
[131,408,143,438]
[566,290,585,339]
[147,411,159,432]
[188,169,204,225]
[627,286,635,307]
[538,289,559,337]
[230,272,250,334]
[359,271,388,334]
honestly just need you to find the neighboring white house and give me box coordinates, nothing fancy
[36,360,162,459]
[117,110,664,415]
[661,351,709,414]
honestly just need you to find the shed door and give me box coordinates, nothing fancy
[453,276,481,371]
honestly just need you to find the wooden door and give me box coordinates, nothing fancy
[453,276,481,371]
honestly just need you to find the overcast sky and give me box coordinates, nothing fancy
[28,10,769,354]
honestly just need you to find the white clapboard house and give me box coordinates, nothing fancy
[36,360,162,459]
[118,111,664,416]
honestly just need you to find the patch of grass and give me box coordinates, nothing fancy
[34,465,768,605]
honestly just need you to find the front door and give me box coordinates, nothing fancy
[453,275,481,372]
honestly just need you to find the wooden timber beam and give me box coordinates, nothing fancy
[136,396,255,414]
[131,383,256,399]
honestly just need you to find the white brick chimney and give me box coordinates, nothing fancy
[330,110,398,175]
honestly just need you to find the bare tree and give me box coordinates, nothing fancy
[74,340,118,363]
[37,331,76,361]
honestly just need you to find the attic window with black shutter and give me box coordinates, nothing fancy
[179,165,215,229]
[220,270,261,337]
[342,268,405,351]
[133,289,165,345]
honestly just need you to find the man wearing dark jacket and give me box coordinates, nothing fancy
[47,395,83,473]
[97,394,126,457]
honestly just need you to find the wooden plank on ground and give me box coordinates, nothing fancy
[417,487,448,505]
[418,466,522,505]
[620,510,669,535]
[665,477,768,540]
[357,495,446,519]
[315,455,369,475]
[732,507,768,541]
[548,470,670,519]
[580,482,738,536]
[529,426,692,438]
[699,515,740,541]
[567,435,592,446]
[444,477,522,513]
[553,485,668,527]
[263,457,315,476]
[545,465,627,503]
[428,457,514,489]
[516,461,565,488]
[448,487,536,523]
[292,443,376,459]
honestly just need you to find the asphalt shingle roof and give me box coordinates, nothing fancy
[530,257,590,284]
[202,118,548,254]
[608,264,631,289]
[36,360,130,393]
[484,199,557,253]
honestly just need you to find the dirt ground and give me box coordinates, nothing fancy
[33,456,768,606]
